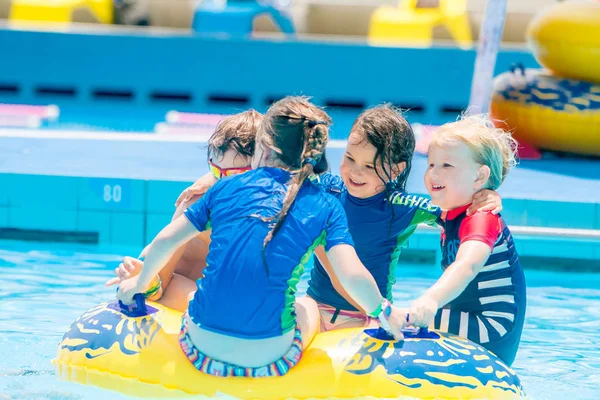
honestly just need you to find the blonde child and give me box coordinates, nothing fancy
[408,115,526,366]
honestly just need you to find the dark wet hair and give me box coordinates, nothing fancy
[350,104,415,193]
[350,104,416,235]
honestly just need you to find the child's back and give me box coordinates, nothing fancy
[187,167,349,339]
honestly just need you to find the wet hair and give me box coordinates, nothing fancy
[207,109,263,161]
[431,114,518,190]
[349,104,415,236]
[350,104,415,193]
[257,96,331,251]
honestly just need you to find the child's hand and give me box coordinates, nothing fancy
[408,295,439,327]
[175,173,217,207]
[175,185,205,208]
[116,275,144,306]
[105,256,143,287]
[467,189,502,216]
[384,306,410,340]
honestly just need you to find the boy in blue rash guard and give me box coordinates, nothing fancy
[307,105,503,331]
[116,97,408,377]
[408,115,526,366]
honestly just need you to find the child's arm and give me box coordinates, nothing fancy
[154,173,216,286]
[408,240,492,327]
[314,245,365,312]
[467,189,502,216]
[408,212,501,327]
[327,244,408,339]
[106,175,215,293]
[117,215,201,305]
[174,172,217,209]
[117,182,215,305]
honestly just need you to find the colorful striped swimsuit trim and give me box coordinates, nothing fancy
[179,313,303,377]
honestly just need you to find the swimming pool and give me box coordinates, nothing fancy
[1,240,599,400]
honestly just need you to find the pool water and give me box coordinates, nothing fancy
[1,240,599,400]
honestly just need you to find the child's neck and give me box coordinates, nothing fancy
[442,200,472,212]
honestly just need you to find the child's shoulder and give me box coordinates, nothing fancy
[389,191,440,214]
[457,211,504,247]
[459,210,503,231]
[211,168,266,196]
[298,178,346,221]
[310,172,345,196]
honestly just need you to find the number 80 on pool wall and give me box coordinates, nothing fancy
[84,179,135,210]
[103,184,122,203]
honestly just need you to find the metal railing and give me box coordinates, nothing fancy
[417,224,600,240]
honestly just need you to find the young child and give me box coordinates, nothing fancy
[408,115,526,366]
[307,105,503,331]
[106,109,262,311]
[116,96,408,377]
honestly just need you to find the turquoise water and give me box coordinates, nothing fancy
[1,240,599,400]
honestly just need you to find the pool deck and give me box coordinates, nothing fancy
[1,128,599,260]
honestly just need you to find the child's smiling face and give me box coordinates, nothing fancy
[340,133,402,199]
[425,140,488,210]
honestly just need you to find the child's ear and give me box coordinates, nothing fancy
[263,144,272,160]
[252,141,269,168]
[390,161,407,180]
[474,165,491,189]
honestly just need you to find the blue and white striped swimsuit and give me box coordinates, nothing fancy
[434,205,527,366]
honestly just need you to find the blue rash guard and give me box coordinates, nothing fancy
[434,205,527,366]
[184,167,353,340]
[307,173,443,311]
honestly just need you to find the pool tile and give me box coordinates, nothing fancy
[110,212,145,247]
[78,210,111,244]
[0,175,11,206]
[9,175,81,209]
[594,203,600,230]
[79,178,146,212]
[522,200,596,229]
[9,207,78,231]
[408,227,441,250]
[499,199,527,226]
[0,207,7,227]
[146,213,172,244]
[147,180,191,214]
[514,235,596,261]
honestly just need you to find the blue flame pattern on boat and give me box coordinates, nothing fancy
[59,302,161,359]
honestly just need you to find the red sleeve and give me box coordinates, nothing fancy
[458,211,501,250]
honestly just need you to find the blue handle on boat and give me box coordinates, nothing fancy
[366,326,439,341]
[117,292,148,317]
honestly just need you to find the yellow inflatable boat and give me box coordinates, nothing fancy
[528,2,600,84]
[491,67,600,156]
[54,299,525,399]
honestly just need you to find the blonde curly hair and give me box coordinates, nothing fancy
[431,114,519,190]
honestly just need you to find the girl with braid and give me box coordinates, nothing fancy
[116,97,408,377]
